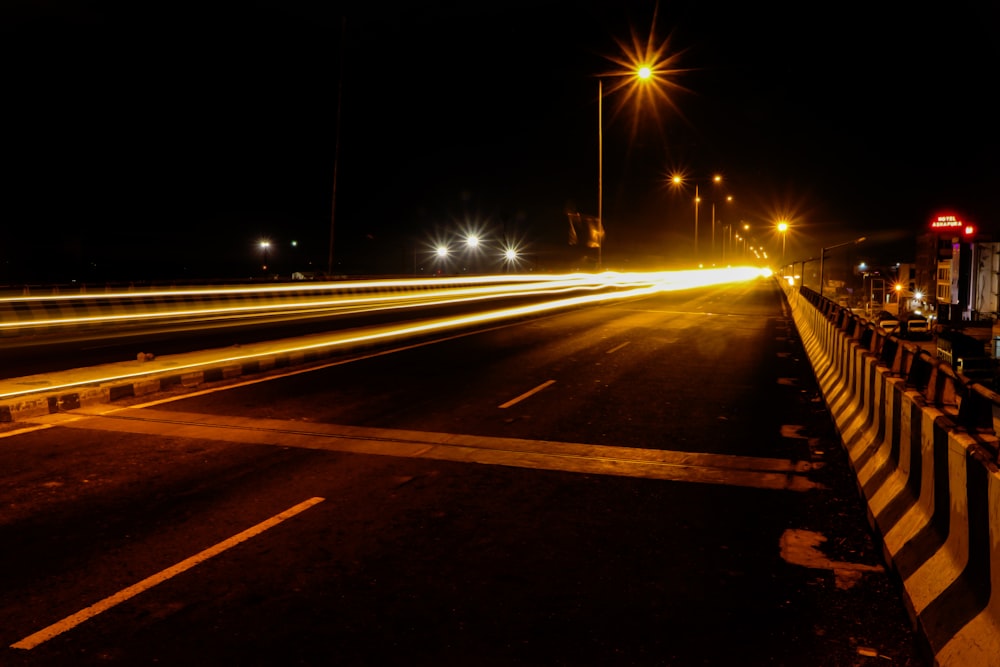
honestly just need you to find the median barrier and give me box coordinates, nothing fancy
[784,281,1000,666]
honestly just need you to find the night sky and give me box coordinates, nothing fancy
[4,1,998,282]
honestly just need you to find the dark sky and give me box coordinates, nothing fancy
[4,1,998,281]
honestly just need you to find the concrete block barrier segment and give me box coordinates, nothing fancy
[0,277,567,422]
[0,335,345,422]
[784,281,1000,666]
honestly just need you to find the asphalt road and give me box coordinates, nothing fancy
[0,277,927,665]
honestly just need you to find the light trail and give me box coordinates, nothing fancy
[0,274,624,334]
[0,278,604,331]
[0,266,770,400]
[1,268,770,333]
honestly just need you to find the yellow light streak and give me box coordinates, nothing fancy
[0,271,762,333]
[0,267,767,400]
[0,276,614,331]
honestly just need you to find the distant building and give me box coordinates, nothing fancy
[970,242,1000,320]
[914,214,987,323]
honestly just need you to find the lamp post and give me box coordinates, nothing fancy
[328,16,346,278]
[598,79,604,271]
[713,193,732,259]
[597,66,653,271]
[819,236,866,301]
[777,221,789,266]
[671,173,723,261]
[258,239,271,273]
[465,234,482,274]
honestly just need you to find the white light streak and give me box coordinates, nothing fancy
[0,267,768,400]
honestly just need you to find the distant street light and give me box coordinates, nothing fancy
[819,236,867,300]
[464,234,484,273]
[777,220,789,265]
[671,173,723,261]
[501,246,520,273]
[713,194,733,258]
[595,26,679,271]
[258,240,271,272]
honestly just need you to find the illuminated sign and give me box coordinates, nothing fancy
[931,215,963,229]
[930,215,975,236]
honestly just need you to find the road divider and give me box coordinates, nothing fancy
[784,281,1000,666]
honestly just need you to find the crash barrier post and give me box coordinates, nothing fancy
[784,282,1000,666]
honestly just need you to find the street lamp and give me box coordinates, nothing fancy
[597,69,654,271]
[464,234,483,273]
[819,236,866,301]
[671,173,723,260]
[777,220,789,265]
[258,239,271,272]
[713,192,732,258]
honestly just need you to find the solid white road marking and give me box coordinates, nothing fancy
[0,423,54,438]
[11,496,325,650]
[498,380,556,409]
[606,341,631,354]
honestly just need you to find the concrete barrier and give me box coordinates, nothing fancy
[785,282,1000,666]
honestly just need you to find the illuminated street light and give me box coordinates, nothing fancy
[777,220,789,265]
[258,239,272,272]
[463,234,485,274]
[597,20,682,271]
[714,193,733,258]
[671,173,723,260]
[501,246,521,273]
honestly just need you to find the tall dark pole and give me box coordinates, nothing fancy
[327,16,346,278]
[694,184,699,259]
[597,78,603,271]
[711,201,716,258]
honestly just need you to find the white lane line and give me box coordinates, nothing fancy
[606,342,630,354]
[0,423,54,438]
[11,496,325,650]
[72,318,545,413]
[498,380,556,409]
